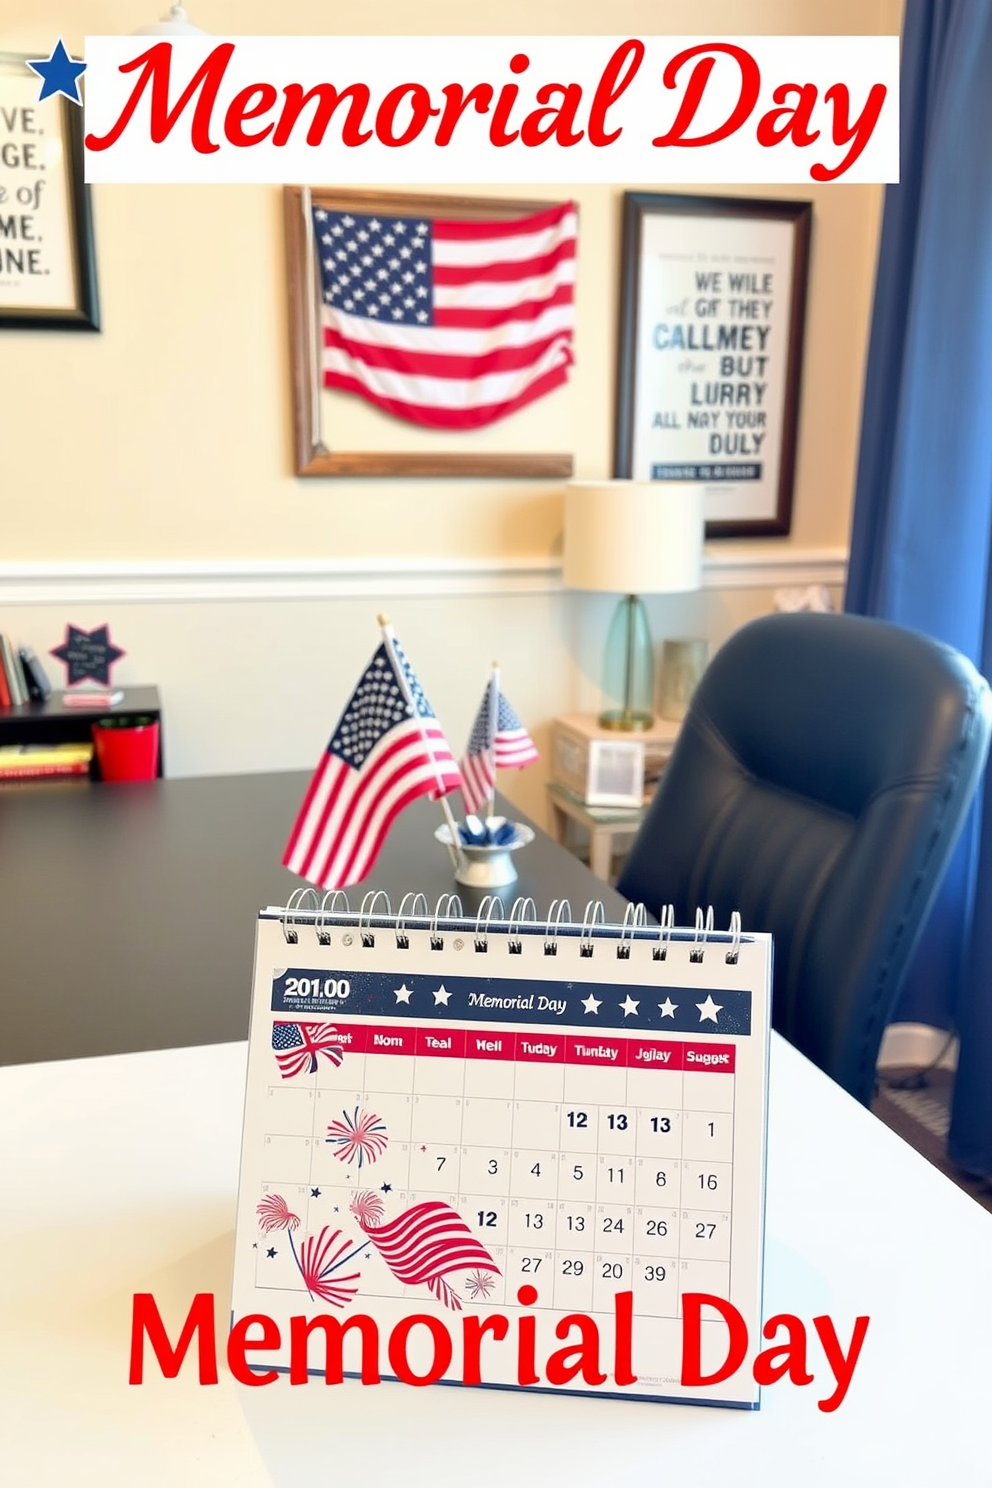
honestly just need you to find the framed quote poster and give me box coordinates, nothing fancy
[0,54,99,330]
[614,194,811,538]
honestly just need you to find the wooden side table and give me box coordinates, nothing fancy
[546,781,647,882]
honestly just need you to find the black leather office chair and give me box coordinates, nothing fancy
[617,612,992,1104]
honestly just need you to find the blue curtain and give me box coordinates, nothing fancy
[845,0,992,1172]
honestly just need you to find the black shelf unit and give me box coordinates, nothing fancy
[0,687,164,779]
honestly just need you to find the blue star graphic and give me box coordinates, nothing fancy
[266,1247,277,1259]
[27,40,87,105]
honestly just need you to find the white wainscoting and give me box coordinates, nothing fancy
[0,548,848,606]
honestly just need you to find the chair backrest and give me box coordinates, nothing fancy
[617,612,992,1104]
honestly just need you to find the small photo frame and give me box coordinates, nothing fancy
[614,193,811,538]
[0,53,100,331]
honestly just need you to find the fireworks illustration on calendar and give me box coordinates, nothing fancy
[271,1020,344,1079]
[464,1270,497,1301]
[256,1193,369,1307]
[325,1106,389,1167]
[351,1190,500,1311]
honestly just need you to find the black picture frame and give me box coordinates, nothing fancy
[614,192,811,538]
[0,53,100,331]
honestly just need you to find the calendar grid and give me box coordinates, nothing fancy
[255,1019,738,1319]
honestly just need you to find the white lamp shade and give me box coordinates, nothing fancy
[563,480,704,594]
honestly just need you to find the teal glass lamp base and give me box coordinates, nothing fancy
[599,593,655,731]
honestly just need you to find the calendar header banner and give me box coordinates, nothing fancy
[81,35,899,185]
[271,967,753,1036]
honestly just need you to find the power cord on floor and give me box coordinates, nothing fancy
[877,1030,957,1091]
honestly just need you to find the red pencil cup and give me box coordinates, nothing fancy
[92,718,160,782]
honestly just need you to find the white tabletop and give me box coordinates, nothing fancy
[2,1036,990,1488]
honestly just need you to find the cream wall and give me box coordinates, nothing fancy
[0,0,899,826]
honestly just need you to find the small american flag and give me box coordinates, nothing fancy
[313,201,576,429]
[351,1195,500,1311]
[460,677,539,816]
[283,631,461,889]
[271,1021,344,1079]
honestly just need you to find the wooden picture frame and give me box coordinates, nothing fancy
[0,54,100,331]
[614,193,811,538]
[284,186,574,478]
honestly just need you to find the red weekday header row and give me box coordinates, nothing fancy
[283,1021,736,1073]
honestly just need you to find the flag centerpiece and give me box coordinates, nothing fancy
[314,200,577,430]
[283,629,460,890]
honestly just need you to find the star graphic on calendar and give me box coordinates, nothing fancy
[619,994,640,1017]
[581,993,602,1015]
[697,995,723,1023]
[393,983,413,1004]
[658,998,678,1018]
[433,985,452,1006]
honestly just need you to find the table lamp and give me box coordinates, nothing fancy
[563,480,704,730]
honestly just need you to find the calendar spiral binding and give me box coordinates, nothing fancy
[274,888,745,966]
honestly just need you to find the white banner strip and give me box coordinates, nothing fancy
[81,35,899,185]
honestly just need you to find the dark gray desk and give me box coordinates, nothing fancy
[0,771,626,1065]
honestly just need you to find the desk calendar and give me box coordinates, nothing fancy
[232,899,772,1408]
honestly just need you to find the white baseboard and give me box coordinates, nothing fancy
[877,1022,958,1071]
[0,548,848,606]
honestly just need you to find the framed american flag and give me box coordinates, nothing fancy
[284,186,576,478]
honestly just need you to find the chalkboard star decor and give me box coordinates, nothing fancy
[50,623,125,687]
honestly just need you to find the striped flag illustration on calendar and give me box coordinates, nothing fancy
[351,1191,499,1310]
[271,1021,344,1079]
[312,200,576,429]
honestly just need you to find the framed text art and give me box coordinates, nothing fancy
[0,54,99,331]
[613,194,811,538]
[284,186,575,478]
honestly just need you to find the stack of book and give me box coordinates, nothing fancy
[0,637,52,708]
[0,742,94,786]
